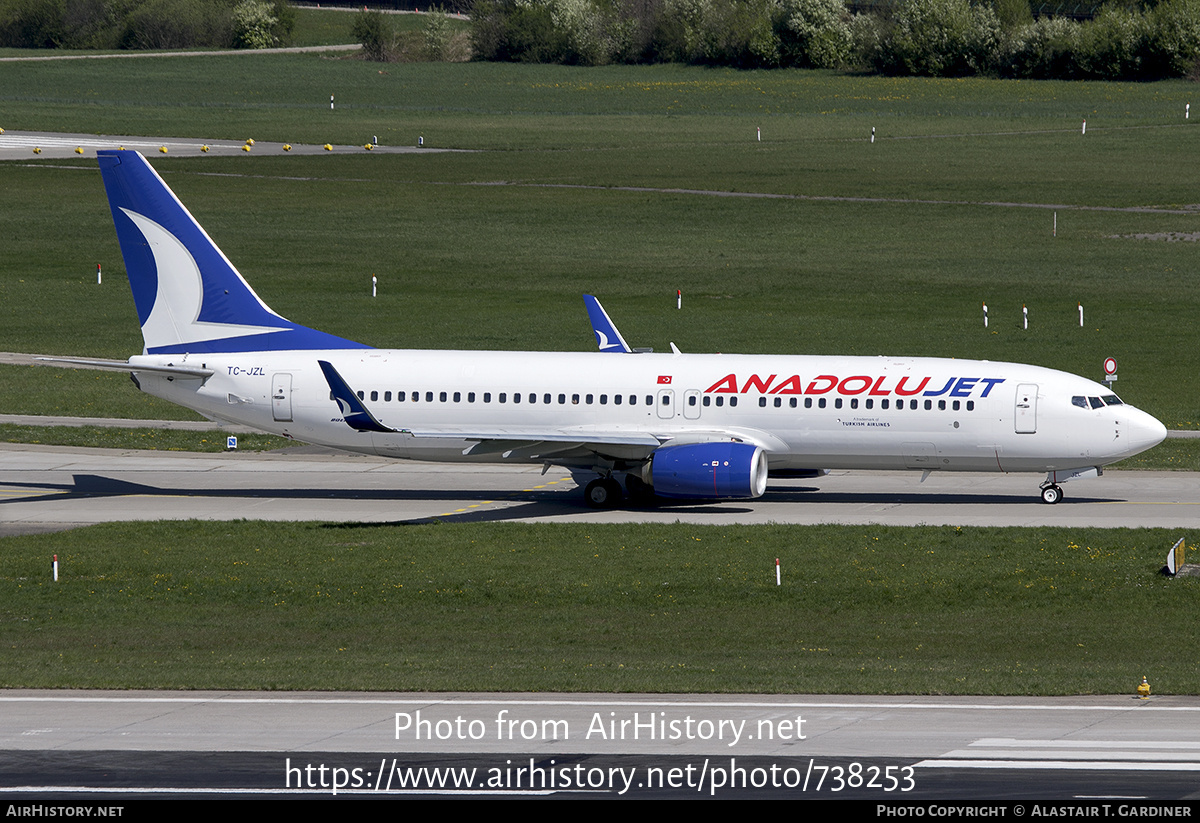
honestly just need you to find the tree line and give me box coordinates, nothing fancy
[468,0,1200,79]
[0,0,294,49]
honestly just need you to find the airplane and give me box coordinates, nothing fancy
[39,150,1167,509]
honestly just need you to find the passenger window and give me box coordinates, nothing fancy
[834,398,843,409]
[512,392,520,403]
[804,398,812,409]
[716,397,724,407]
[439,391,447,402]
[849,398,858,409]
[558,394,566,404]
[499,393,507,403]
[468,392,475,402]
[910,399,918,410]
[966,401,974,411]
[818,398,826,409]
[881,399,889,409]
[774,397,782,408]
[588,394,595,404]
[398,391,406,402]
[544,394,551,404]
[384,391,392,402]
[730,397,738,407]
[357,391,364,400]
[615,395,623,405]
[425,392,433,402]
[789,398,797,408]
[573,394,580,404]
[924,400,932,410]
[952,400,960,411]
[938,400,945,410]
[703,396,711,407]
[453,392,461,402]
[370,391,378,402]
[483,392,491,403]
[865,399,872,409]
[759,397,767,407]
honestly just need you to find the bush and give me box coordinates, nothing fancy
[118,0,233,50]
[1002,15,1081,78]
[231,0,277,49]
[352,7,392,60]
[0,0,65,47]
[1075,4,1149,79]
[1145,0,1200,77]
[881,0,1000,76]
[775,0,853,68]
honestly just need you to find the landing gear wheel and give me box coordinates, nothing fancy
[585,478,622,508]
[1040,484,1063,505]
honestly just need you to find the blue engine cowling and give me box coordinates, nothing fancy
[645,442,768,499]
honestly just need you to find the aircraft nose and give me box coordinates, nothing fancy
[1126,408,1167,454]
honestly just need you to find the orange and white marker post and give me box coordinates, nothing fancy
[775,558,781,586]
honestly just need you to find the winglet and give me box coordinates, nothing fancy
[583,294,632,353]
[318,360,397,433]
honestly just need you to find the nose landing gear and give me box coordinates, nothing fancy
[1040,483,1063,504]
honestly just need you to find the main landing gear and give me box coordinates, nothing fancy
[584,477,623,508]
[1040,483,1063,504]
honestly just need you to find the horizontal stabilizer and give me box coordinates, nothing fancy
[35,356,213,378]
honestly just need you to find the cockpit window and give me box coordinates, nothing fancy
[1072,396,1088,409]
[1089,397,1105,409]
[1102,395,1123,406]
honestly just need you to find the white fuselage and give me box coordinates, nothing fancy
[129,349,1166,476]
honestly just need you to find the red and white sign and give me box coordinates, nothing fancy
[657,375,672,385]
[1103,358,1117,376]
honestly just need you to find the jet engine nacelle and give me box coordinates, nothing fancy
[644,442,768,499]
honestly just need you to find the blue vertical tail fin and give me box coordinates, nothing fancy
[97,150,367,355]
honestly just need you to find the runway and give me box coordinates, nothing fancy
[2,691,1199,799]
[1,443,1198,533]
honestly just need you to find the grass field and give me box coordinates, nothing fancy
[2,521,1195,693]
[2,46,1199,694]
[3,61,1197,426]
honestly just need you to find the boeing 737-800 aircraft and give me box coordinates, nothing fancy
[43,150,1167,508]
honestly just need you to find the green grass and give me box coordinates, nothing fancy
[3,61,1199,696]
[2,142,1196,425]
[0,424,290,451]
[1,522,1193,693]
[290,6,360,46]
